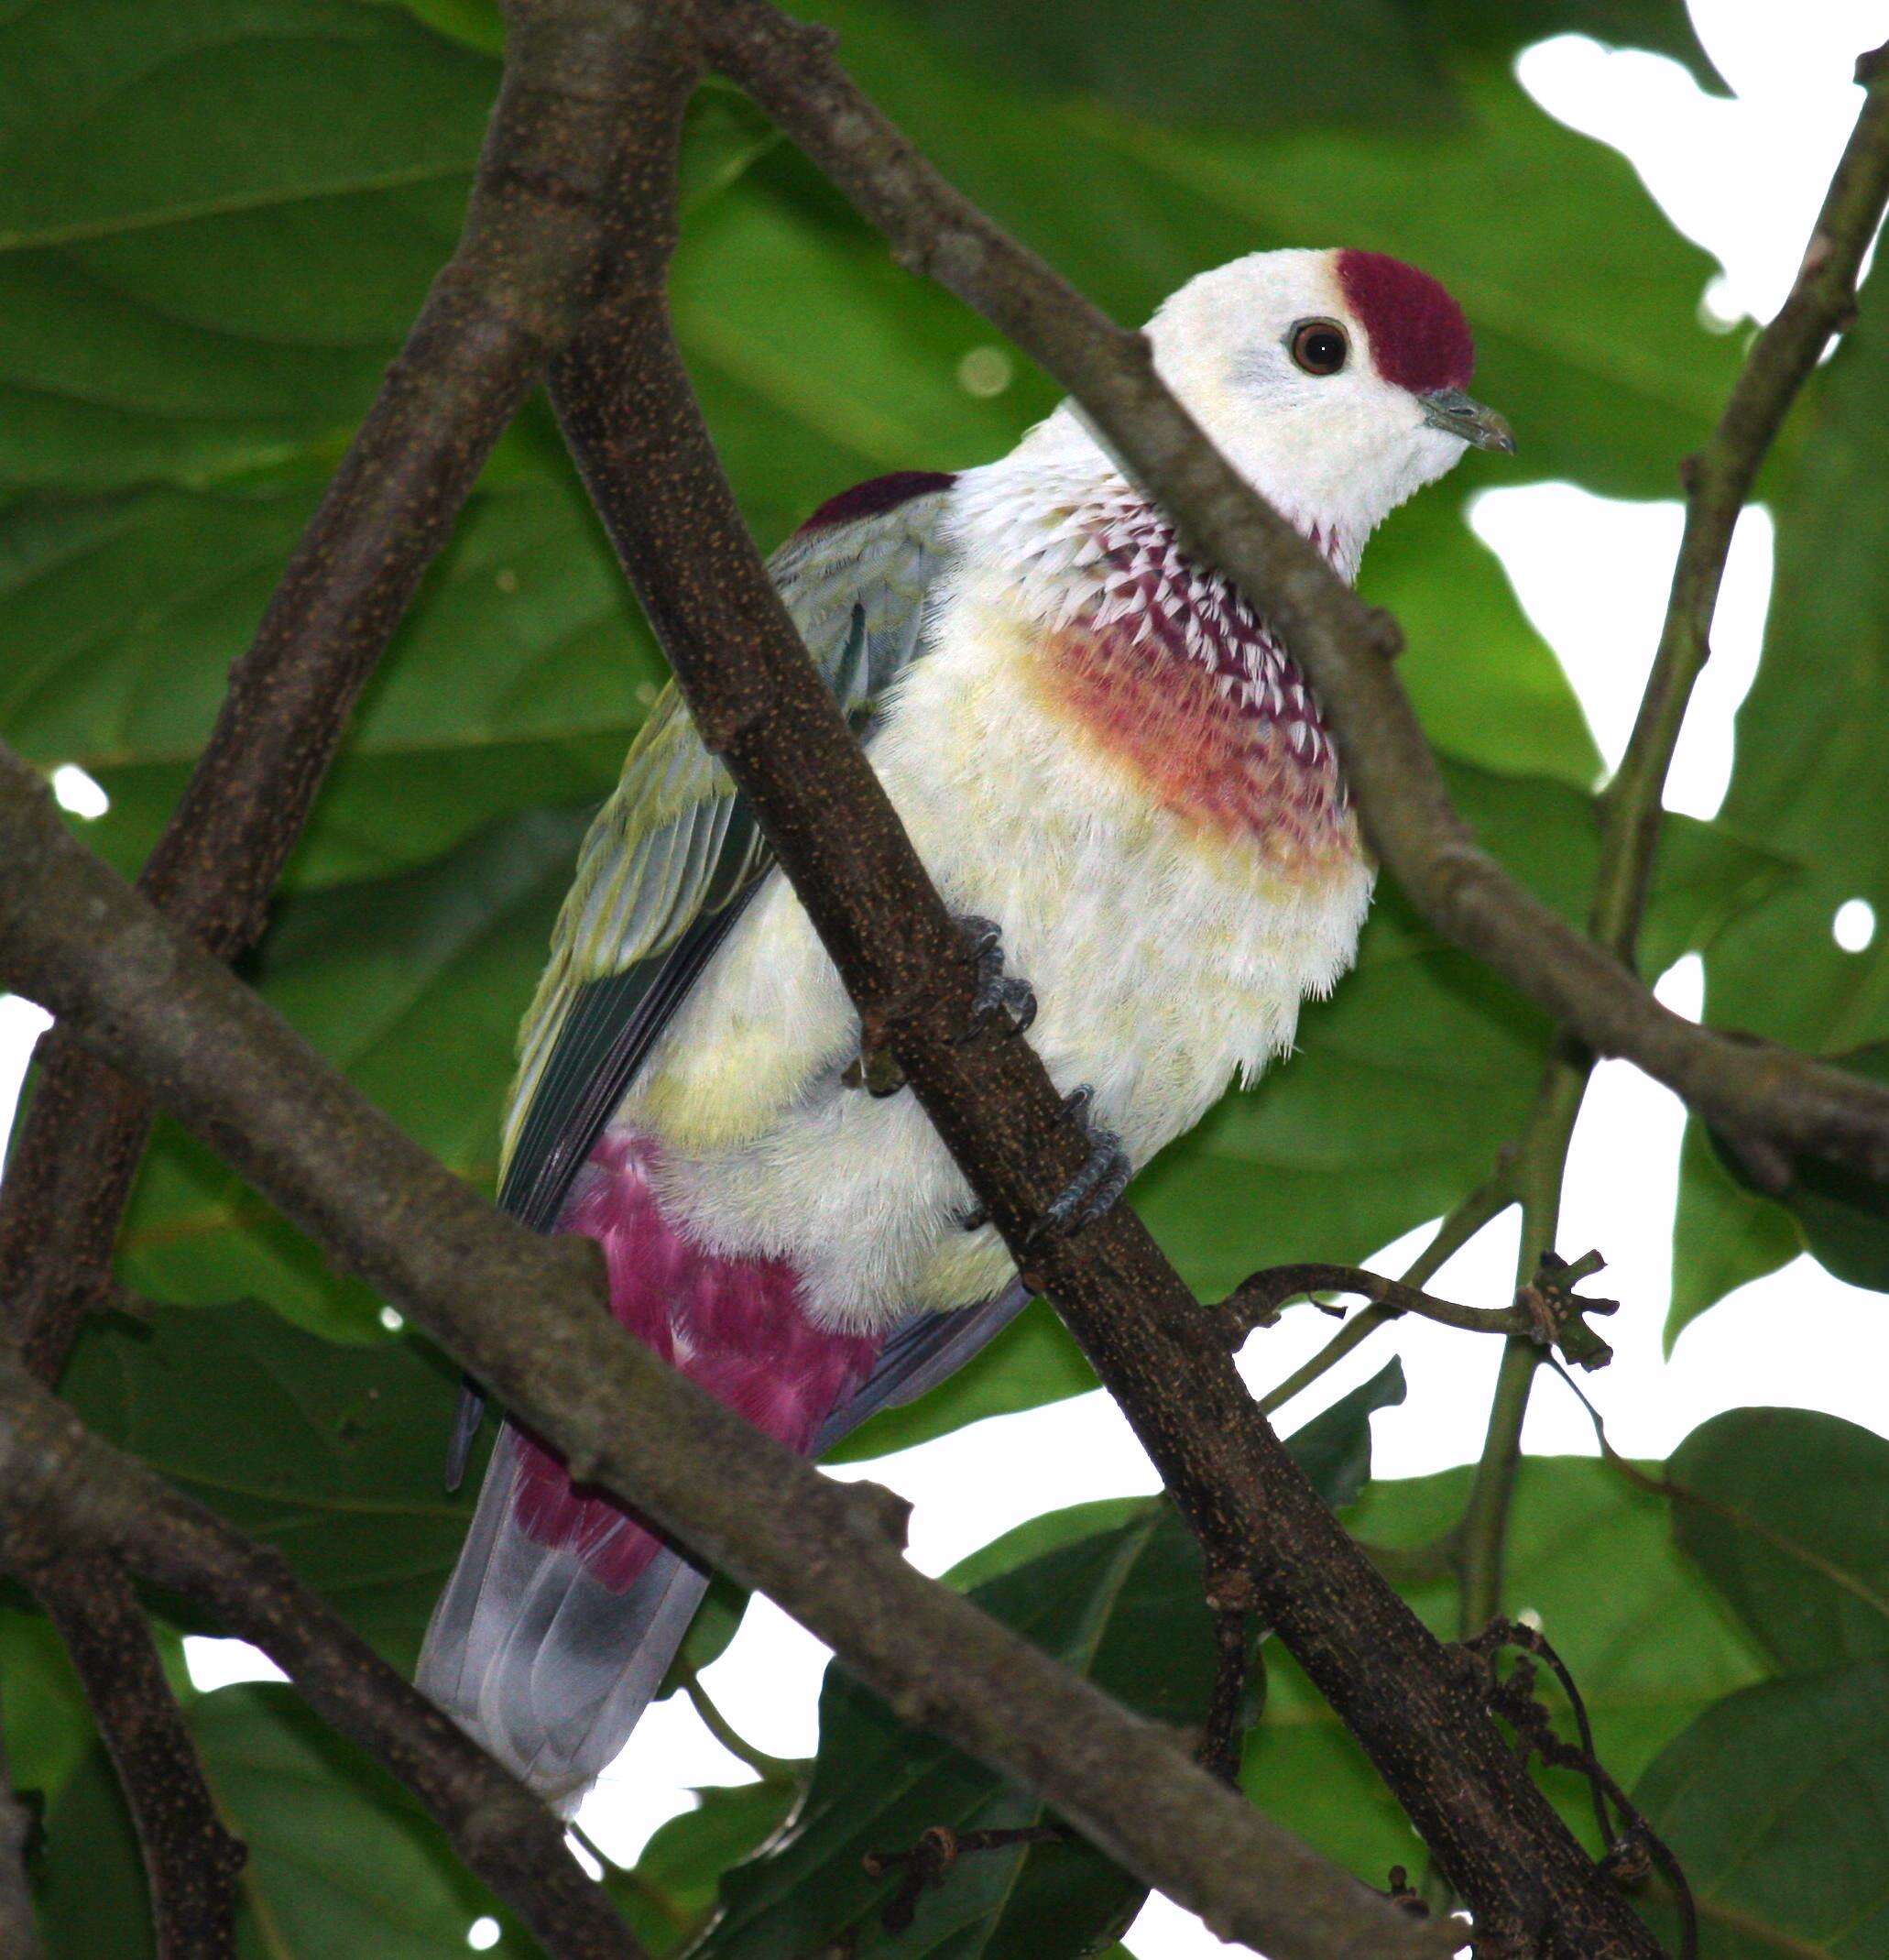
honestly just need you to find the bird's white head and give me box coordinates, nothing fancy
[1140,246,1512,563]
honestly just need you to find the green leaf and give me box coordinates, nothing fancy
[0,1608,93,1807]
[797,3,1740,498]
[1406,0,1727,90]
[1668,1122,1801,1352]
[1633,1659,1889,1958]
[610,1782,799,1955]
[1364,487,1601,786]
[1249,1458,1763,1882]
[1283,1357,1408,1511]
[697,1374,1393,1956]
[62,1301,477,1672]
[1679,253,1889,1335]
[0,0,493,492]
[703,1501,1246,1959]
[886,0,1458,137]
[1709,1046,1889,1296]
[0,1,770,495]
[37,1684,508,1958]
[1136,762,1785,1301]
[0,454,661,892]
[1669,1408,1889,1678]
[117,807,586,1335]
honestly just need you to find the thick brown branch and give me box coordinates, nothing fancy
[28,1559,245,1960]
[541,38,1657,1950]
[0,0,699,1384]
[0,1354,645,1960]
[0,8,700,1947]
[0,750,1448,1960]
[695,0,1889,1185]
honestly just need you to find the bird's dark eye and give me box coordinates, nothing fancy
[1288,319,1349,377]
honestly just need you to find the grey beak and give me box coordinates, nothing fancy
[1420,387,1515,454]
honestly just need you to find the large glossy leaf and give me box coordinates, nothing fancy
[0,451,661,890]
[1669,1407,1889,1679]
[0,0,491,492]
[793,1,1740,500]
[36,1684,507,1959]
[1248,1458,1764,1883]
[1709,1045,1889,1296]
[1676,255,1889,1338]
[118,807,587,1335]
[610,1783,800,1955]
[697,1369,1395,1956]
[703,1504,1229,1959]
[887,0,1458,137]
[0,1609,94,1807]
[60,1302,477,1671]
[0,0,770,496]
[1135,762,1785,1302]
[1633,1659,1889,1959]
[1364,487,1601,787]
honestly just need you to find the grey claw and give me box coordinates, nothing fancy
[1029,1087,1131,1245]
[956,914,1038,1040]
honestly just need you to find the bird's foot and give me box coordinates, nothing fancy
[1029,1086,1131,1243]
[955,1087,1131,1241]
[844,915,1034,1100]
[954,914,1037,1042]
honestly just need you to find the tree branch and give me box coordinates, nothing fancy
[694,0,1889,1185]
[28,1559,245,1959]
[1593,38,1889,962]
[0,0,698,1384]
[1458,37,1889,1638]
[1217,1253,1615,1372]
[0,1352,648,1960]
[0,6,702,1948]
[0,749,1451,1960]
[530,13,1662,1951]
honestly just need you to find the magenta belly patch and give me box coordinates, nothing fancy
[510,1132,879,1593]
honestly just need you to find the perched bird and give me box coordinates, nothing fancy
[417,246,1512,1810]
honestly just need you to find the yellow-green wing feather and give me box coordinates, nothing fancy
[498,485,957,1210]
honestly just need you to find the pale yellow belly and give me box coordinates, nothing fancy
[622,587,1371,1331]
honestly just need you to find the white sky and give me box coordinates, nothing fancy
[5,4,1889,1952]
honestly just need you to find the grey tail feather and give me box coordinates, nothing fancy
[417,1280,1032,1812]
[416,1424,708,1817]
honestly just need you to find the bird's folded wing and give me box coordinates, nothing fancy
[497,477,959,1232]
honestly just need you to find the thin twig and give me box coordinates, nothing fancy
[1458,1047,1589,1636]
[1456,38,1889,1643]
[1257,1174,1512,1418]
[1593,39,1889,963]
[1217,1253,1614,1370]
[1467,1622,1698,1960]
[1198,1601,1251,1788]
